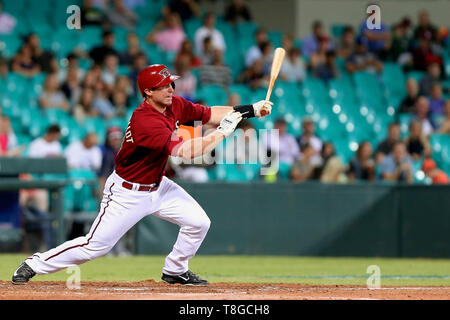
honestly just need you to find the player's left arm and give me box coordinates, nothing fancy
[207,100,273,125]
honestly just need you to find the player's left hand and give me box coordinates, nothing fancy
[253,100,273,118]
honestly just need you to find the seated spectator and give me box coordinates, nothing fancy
[194,12,226,55]
[302,20,327,59]
[89,31,119,66]
[261,118,300,166]
[119,32,145,66]
[346,38,383,74]
[280,47,306,82]
[58,53,85,84]
[359,12,391,59]
[388,18,413,67]
[92,86,116,119]
[0,115,19,156]
[413,10,437,43]
[173,56,197,101]
[65,132,102,170]
[315,142,345,183]
[61,67,82,108]
[281,33,294,52]
[146,12,185,53]
[28,125,62,158]
[225,0,252,24]
[421,158,449,185]
[428,82,445,115]
[238,58,268,89]
[129,53,148,96]
[198,49,232,89]
[26,33,57,74]
[336,26,355,60]
[39,73,70,111]
[198,36,215,66]
[104,0,138,29]
[347,141,375,181]
[166,0,200,23]
[260,41,275,76]
[114,75,133,100]
[375,122,401,164]
[412,34,442,71]
[80,0,106,26]
[11,44,41,77]
[419,62,441,96]
[380,141,413,183]
[99,126,124,192]
[245,28,269,68]
[413,96,437,136]
[438,100,450,133]
[290,143,316,183]
[82,68,102,91]
[404,120,432,160]
[399,78,420,113]
[313,50,338,82]
[296,117,322,164]
[0,1,17,34]
[101,53,119,93]
[175,39,202,68]
[111,90,128,117]
[74,87,99,122]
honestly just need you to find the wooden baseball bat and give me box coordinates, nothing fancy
[260,47,286,117]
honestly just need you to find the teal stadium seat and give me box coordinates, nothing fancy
[353,71,386,112]
[382,62,406,100]
[195,84,227,106]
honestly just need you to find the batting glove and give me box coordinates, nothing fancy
[253,100,273,118]
[217,111,243,137]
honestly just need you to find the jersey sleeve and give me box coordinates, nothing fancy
[174,95,211,126]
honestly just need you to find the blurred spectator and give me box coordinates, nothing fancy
[245,28,268,68]
[11,44,41,77]
[194,12,226,55]
[346,38,383,74]
[99,126,124,192]
[290,143,316,183]
[174,56,197,101]
[336,26,355,60]
[260,41,275,76]
[380,141,413,183]
[280,47,306,82]
[238,58,267,89]
[313,50,338,82]
[421,158,449,185]
[111,90,128,117]
[101,53,119,92]
[73,87,99,122]
[93,87,116,119]
[428,82,445,115]
[146,12,185,53]
[0,115,19,156]
[296,117,322,164]
[119,32,145,66]
[26,33,57,74]
[375,122,401,164]
[198,36,215,66]
[114,75,133,100]
[398,78,419,113]
[0,1,16,34]
[225,0,252,24]
[302,20,327,59]
[28,125,62,158]
[39,73,70,111]
[346,141,375,182]
[104,0,138,29]
[413,10,437,43]
[419,62,441,96]
[58,53,85,83]
[175,39,202,68]
[261,118,300,166]
[412,33,442,71]
[315,142,345,183]
[61,67,82,108]
[166,0,200,23]
[438,100,450,133]
[129,53,148,96]
[65,132,102,170]
[359,12,391,59]
[198,49,232,88]
[80,0,106,26]
[388,18,413,67]
[89,31,119,66]
[82,67,103,92]
[404,120,432,161]
[413,96,437,136]
[281,33,294,52]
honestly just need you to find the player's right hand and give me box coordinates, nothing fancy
[217,111,242,137]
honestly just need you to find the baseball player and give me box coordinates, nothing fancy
[12,64,273,286]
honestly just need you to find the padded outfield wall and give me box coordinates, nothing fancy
[135,182,450,258]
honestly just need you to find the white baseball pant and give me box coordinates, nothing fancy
[26,171,211,276]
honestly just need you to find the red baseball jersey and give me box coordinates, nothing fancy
[114,95,211,185]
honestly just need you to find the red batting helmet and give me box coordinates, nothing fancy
[137,64,180,97]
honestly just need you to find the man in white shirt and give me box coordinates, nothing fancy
[64,132,102,171]
[194,12,226,55]
[28,125,62,158]
[245,28,268,68]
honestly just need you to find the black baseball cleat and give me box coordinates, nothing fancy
[11,262,36,285]
[162,270,209,286]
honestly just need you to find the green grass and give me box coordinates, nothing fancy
[1,254,450,286]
